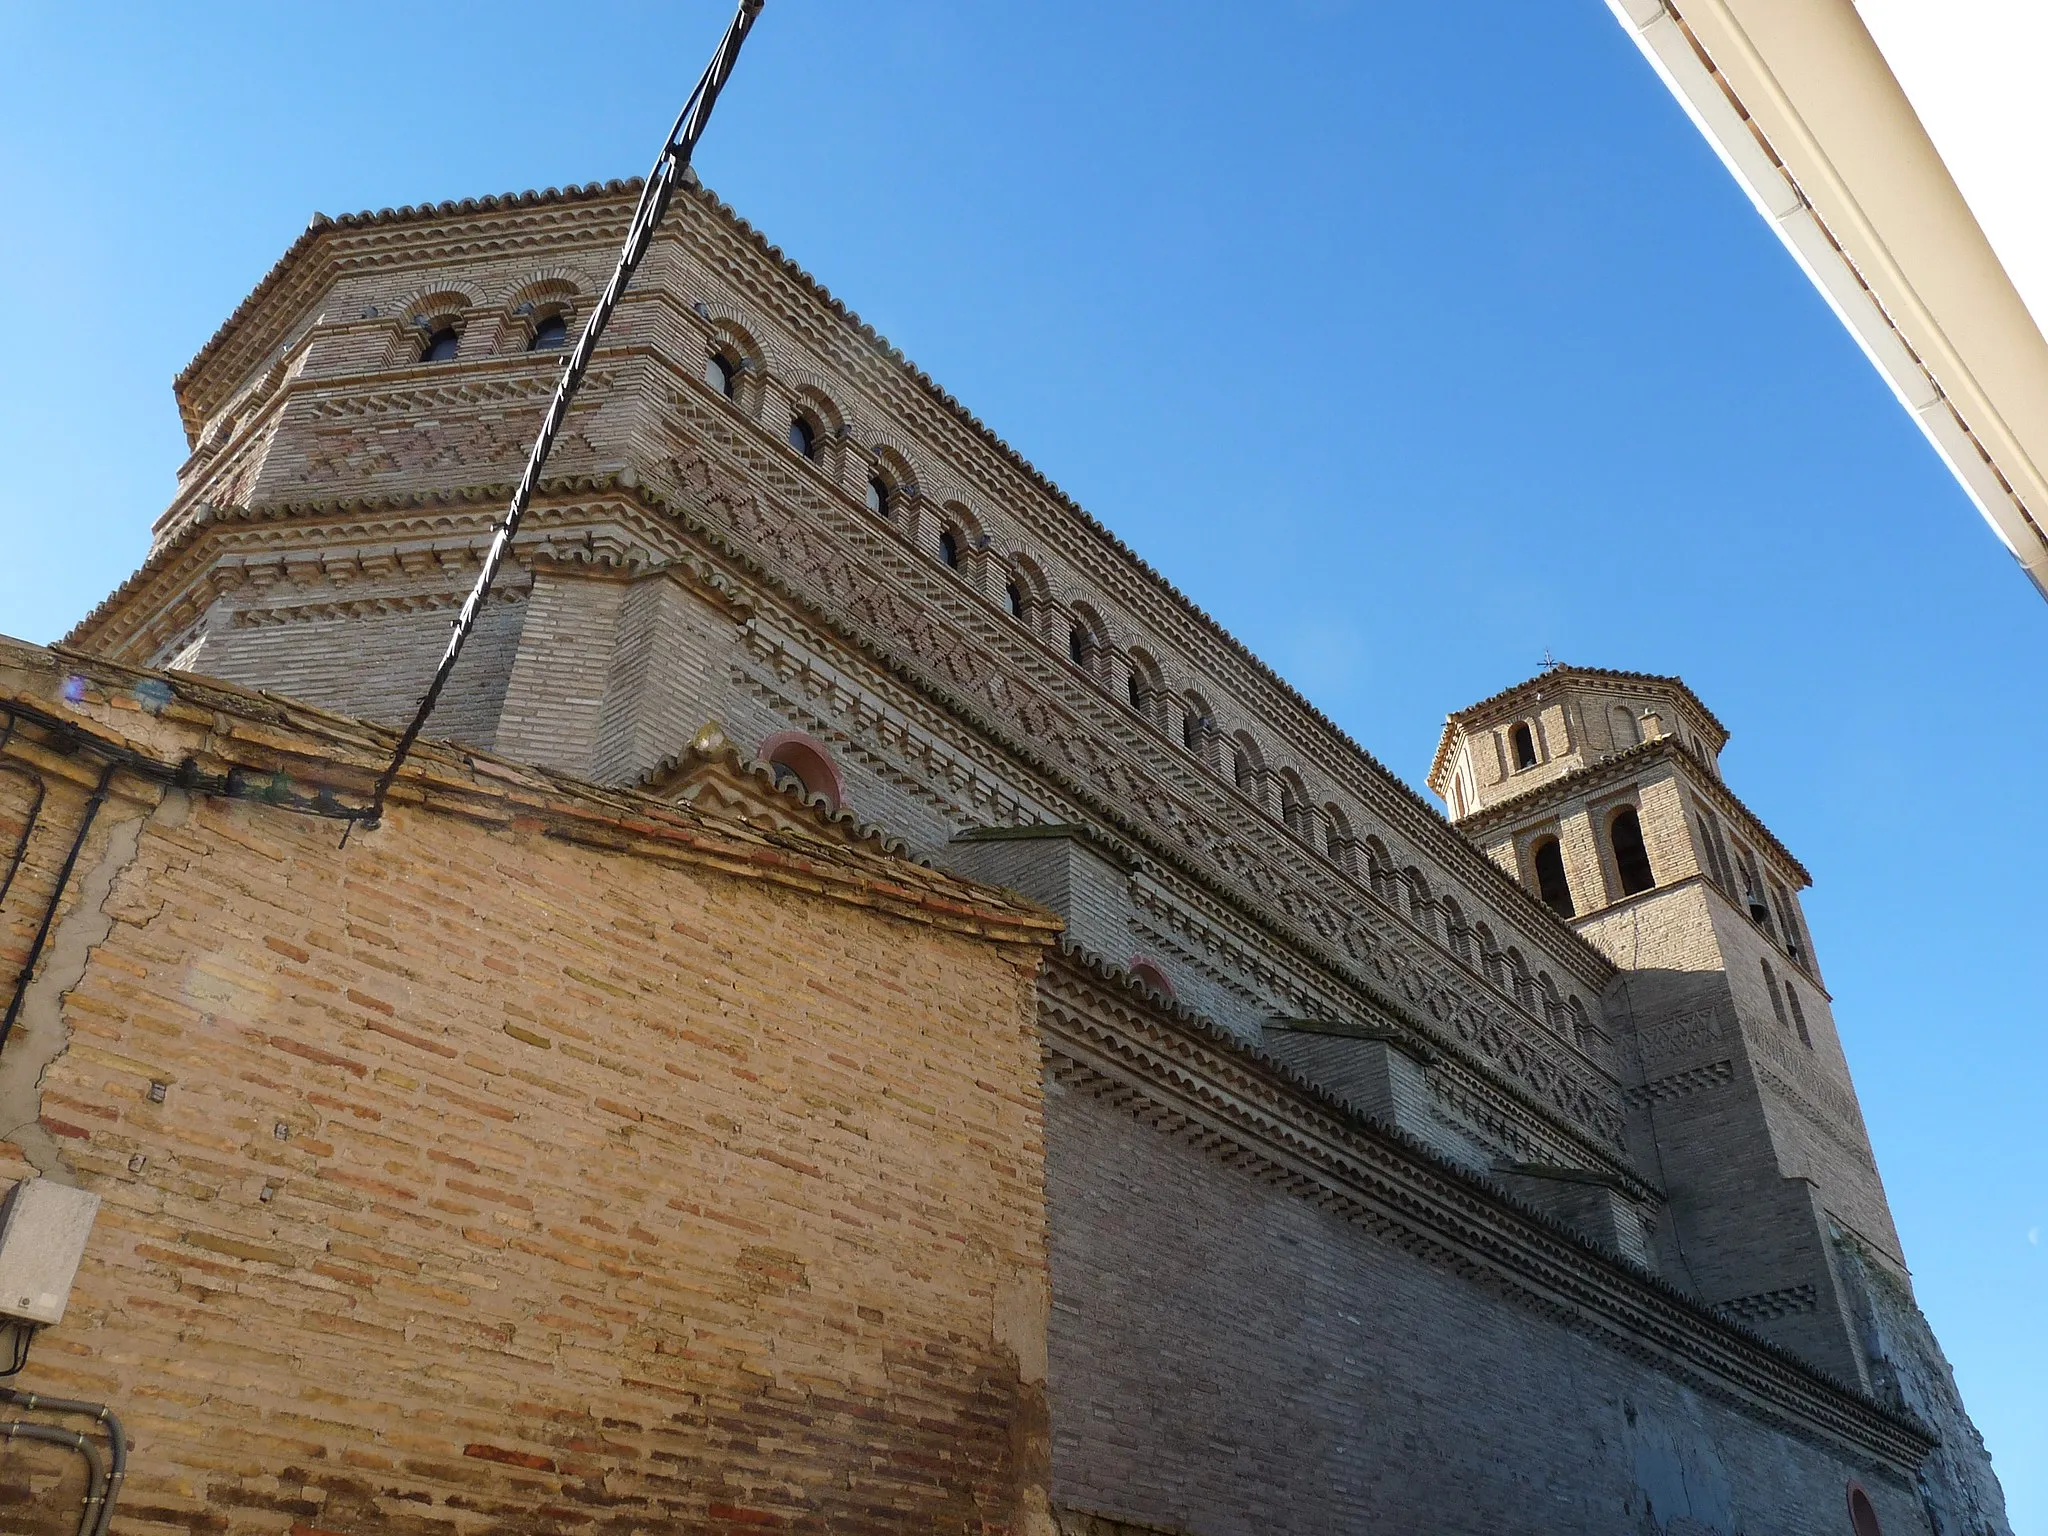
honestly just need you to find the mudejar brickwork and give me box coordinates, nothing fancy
[0,175,2012,1533]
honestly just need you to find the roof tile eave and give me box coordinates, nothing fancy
[1447,665,1731,740]
[171,179,643,404]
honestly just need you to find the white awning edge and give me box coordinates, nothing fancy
[1605,0,2048,600]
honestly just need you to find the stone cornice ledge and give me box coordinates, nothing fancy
[1040,947,1935,1475]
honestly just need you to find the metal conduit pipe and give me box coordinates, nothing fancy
[0,1391,127,1536]
[0,758,116,1054]
[0,716,50,908]
[1,1420,105,1536]
[0,701,365,826]
[0,760,47,909]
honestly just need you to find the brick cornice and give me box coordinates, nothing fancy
[0,637,1061,951]
[1452,737,1813,888]
[173,181,640,432]
[1040,948,1934,1476]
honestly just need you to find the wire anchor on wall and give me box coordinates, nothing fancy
[351,0,768,838]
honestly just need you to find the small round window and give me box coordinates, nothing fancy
[760,734,841,812]
[1129,958,1175,1001]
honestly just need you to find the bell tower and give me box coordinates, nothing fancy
[1431,666,1899,1392]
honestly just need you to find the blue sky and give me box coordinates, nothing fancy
[3,0,2043,1520]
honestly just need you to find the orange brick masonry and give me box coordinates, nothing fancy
[0,641,1059,1536]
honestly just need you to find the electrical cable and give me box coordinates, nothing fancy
[353,0,767,836]
[0,1322,31,1376]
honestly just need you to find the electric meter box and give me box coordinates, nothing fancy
[0,1178,100,1326]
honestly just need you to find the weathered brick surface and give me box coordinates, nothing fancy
[0,641,1059,1536]
[1043,1071,1927,1536]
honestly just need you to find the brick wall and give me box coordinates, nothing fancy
[1043,1069,1928,1536]
[0,639,1061,1536]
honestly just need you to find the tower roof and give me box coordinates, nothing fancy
[1426,665,1727,797]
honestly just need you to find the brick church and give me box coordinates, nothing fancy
[0,177,2012,1533]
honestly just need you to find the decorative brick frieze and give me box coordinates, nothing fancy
[1625,1059,1737,1107]
[1719,1285,1823,1324]
[228,586,526,628]
[655,449,1629,1146]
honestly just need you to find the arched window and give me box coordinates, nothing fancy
[788,415,819,460]
[1609,806,1656,896]
[1181,695,1213,759]
[759,732,843,813]
[1005,558,1050,629]
[705,350,737,397]
[1443,896,1472,964]
[1324,809,1358,877]
[1125,651,1164,724]
[1230,735,1264,799]
[1405,868,1437,936]
[1505,948,1533,1007]
[1128,957,1176,1002]
[1735,845,1775,932]
[421,325,461,363]
[1475,923,1502,985]
[1786,985,1812,1048]
[1067,606,1110,680]
[1611,705,1641,748]
[1277,772,1311,840]
[865,473,892,518]
[1761,958,1789,1029]
[1771,884,1807,965]
[1362,837,1394,903]
[1847,1484,1884,1536]
[528,313,569,352]
[1531,836,1574,917]
[938,529,961,569]
[1510,722,1538,771]
[1694,814,1726,890]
